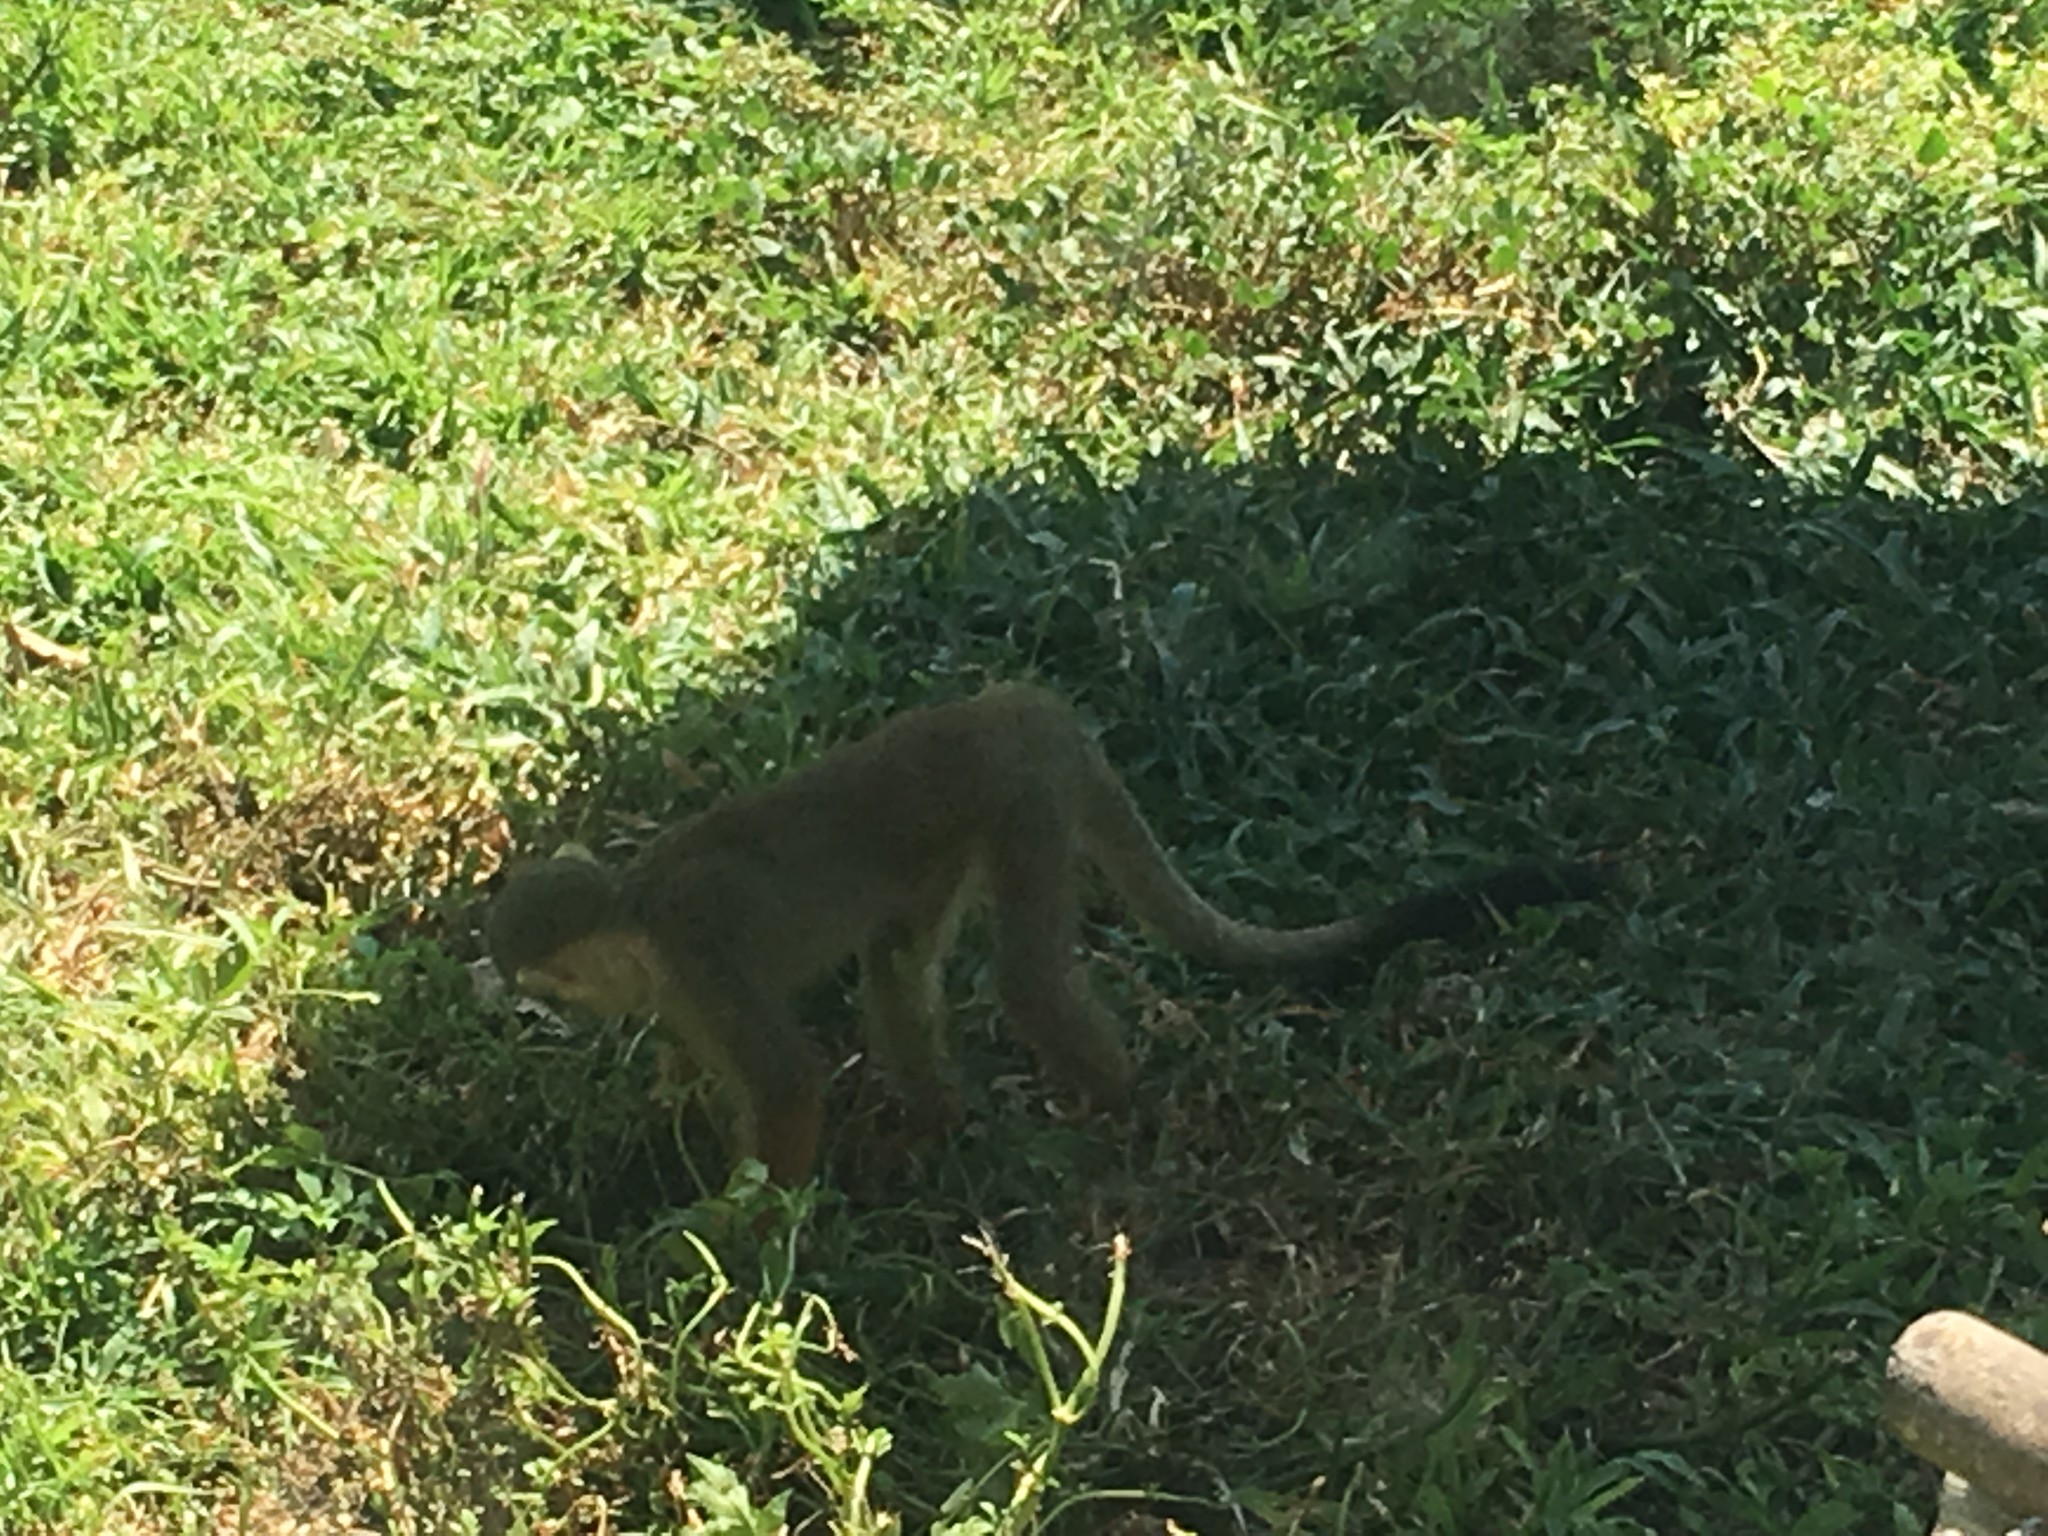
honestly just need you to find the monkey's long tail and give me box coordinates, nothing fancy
[1338,859,1614,976]
[1081,752,1611,973]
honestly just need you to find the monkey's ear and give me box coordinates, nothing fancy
[551,841,601,865]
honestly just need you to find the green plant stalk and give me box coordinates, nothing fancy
[966,1232,1131,1532]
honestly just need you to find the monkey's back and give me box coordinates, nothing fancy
[620,684,1094,982]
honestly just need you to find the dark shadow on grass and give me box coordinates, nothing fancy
[1106,0,1717,132]
[655,0,878,79]
[288,426,2048,1530]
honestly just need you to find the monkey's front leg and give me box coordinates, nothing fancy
[656,975,828,1185]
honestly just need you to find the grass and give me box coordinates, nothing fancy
[5,0,2048,1529]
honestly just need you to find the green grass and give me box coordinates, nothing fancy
[5,0,2048,1529]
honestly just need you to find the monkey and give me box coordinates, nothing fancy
[486,683,1611,1185]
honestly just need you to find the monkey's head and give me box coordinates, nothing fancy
[486,855,657,1016]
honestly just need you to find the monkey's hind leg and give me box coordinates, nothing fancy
[858,873,973,1136]
[987,804,1138,1114]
